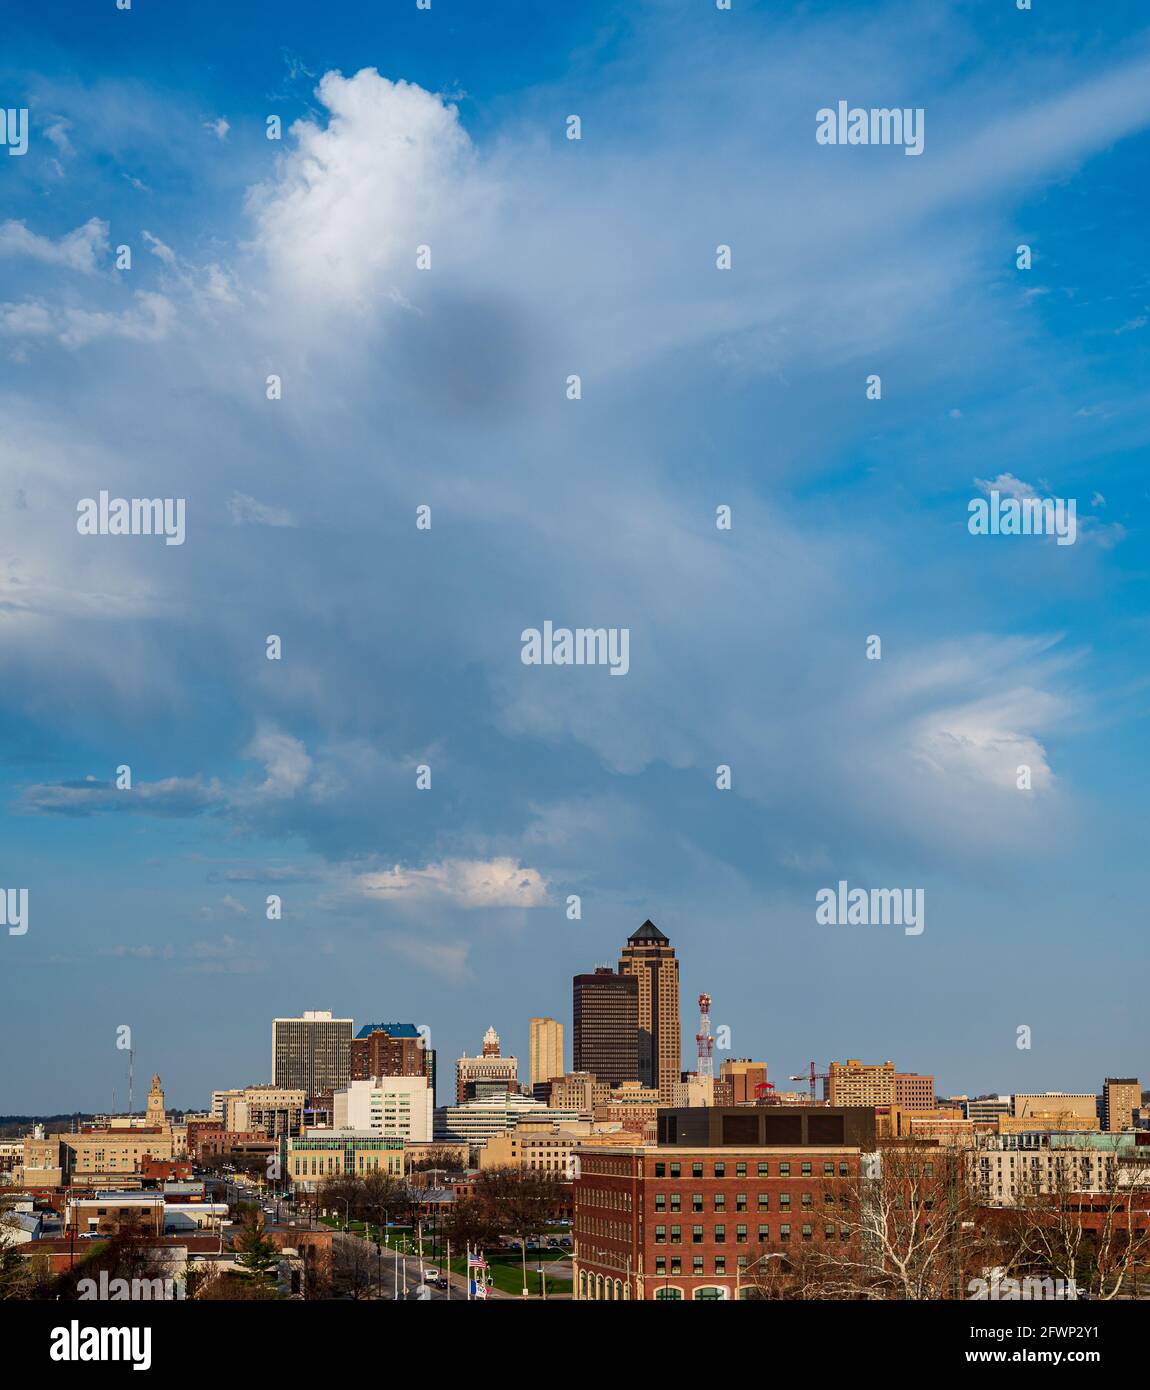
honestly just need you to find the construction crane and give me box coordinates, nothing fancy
[790,1061,831,1101]
[695,994,714,1080]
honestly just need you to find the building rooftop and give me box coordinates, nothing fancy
[627,919,668,944]
[355,1022,422,1040]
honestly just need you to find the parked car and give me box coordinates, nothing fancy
[424,1268,440,1284]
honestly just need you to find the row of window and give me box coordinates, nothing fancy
[652,1160,851,1179]
[653,1192,849,1213]
[654,1220,851,1244]
[654,1228,849,1269]
[579,1188,633,1212]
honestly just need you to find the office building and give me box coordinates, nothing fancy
[350,1022,436,1101]
[961,1096,1013,1125]
[334,1075,434,1143]
[619,920,681,1105]
[573,968,639,1088]
[434,1094,578,1144]
[572,1106,876,1301]
[1103,1078,1141,1133]
[286,1132,405,1190]
[720,1059,768,1105]
[893,1073,935,1109]
[825,1060,896,1107]
[1011,1093,1098,1123]
[272,1011,353,1102]
[549,1072,611,1116]
[221,1085,306,1138]
[530,1017,565,1088]
[455,1026,518,1102]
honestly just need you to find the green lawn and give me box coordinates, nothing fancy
[446,1249,571,1298]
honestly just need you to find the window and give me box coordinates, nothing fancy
[802,1224,813,1241]
[736,1224,748,1243]
[757,1193,769,1210]
[714,1256,726,1275]
[655,1257,666,1275]
[714,1193,726,1212]
[757,1162,769,1176]
[692,1225,704,1244]
[692,1163,703,1178]
[670,1193,681,1213]
[714,1162,726,1178]
[779,1194,791,1209]
[801,1194,813,1209]
[714,1224,726,1243]
[693,1256,704,1275]
[654,1163,666,1178]
[757,1224,769,1242]
[654,1194,666,1212]
[735,1193,748,1212]
[824,1162,834,1176]
[670,1225,682,1244]
[839,1162,849,1176]
[801,1162,812,1176]
[692,1194,703,1213]
[779,1162,790,1176]
[655,1225,666,1244]
[736,1163,747,1178]
[670,1163,681,1178]
[780,1224,791,1242]
[825,1224,835,1239]
[670,1257,681,1275]
[656,1286,681,1300]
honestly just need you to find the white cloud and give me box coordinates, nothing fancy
[142,230,178,265]
[204,117,230,141]
[0,218,108,274]
[975,472,1038,500]
[241,728,313,801]
[228,492,297,527]
[247,69,478,308]
[357,857,549,909]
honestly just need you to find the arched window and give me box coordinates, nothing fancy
[693,1285,727,1301]
[654,1286,682,1300]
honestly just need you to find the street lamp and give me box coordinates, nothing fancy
[735,1250,784,1301]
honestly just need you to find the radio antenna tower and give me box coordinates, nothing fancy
[695,993,714,1080]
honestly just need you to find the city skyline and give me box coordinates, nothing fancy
[3,0,1150,1116]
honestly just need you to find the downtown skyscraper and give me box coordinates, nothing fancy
[619,920,681,1104]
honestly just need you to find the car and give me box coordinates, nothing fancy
[435,1277,449,1290]
[424,1268,440,1284]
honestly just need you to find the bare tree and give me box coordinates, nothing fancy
[332,1232,377,1300]
[749,1143,988,1300]
[993,1141,1150,1300]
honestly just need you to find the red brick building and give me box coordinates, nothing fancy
[140,1156,193,1183]
[573,1106,875,1301]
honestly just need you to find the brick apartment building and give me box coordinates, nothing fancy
[573,1106,876,1301]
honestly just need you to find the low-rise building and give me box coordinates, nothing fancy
[573,1106,876,1301]
[333,1075,434,1143]
[434,1095,578,1144]
[286,1131,405,1190]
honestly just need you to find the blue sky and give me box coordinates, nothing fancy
[1,0,1148,1113]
